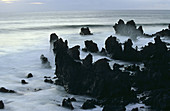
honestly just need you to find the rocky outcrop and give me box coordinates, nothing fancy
[113,19,170,38]
[50,33,58,43]
[82,40,99,53]
[81,100,96,109]
[80,27,93,35]
[62,98,74,110]
[51,34,170,110]
[113,19,144,38]
[27,73,33,78]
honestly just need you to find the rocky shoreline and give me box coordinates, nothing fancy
[50,20,170,110]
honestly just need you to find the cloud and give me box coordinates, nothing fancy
[1,0,18,3]
[30,2,44,5]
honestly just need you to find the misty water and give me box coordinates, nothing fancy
[0,10,170,111]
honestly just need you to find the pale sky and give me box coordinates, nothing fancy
[0,0,170,12]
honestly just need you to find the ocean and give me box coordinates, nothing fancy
[0,10,170,111]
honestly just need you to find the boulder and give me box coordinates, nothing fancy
[81,100,96,109]
[82,53,93,68]
[0,100,4,109]
[40,54,51,68]
[44,79,53,84]
[27,73,33,78]
[62,98,74,110]
[21,80,28,84]
[83,40,99,53]
[80,27,93,35]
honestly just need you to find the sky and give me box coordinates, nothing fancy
[0,0,170,12]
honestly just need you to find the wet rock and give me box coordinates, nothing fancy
[21,80,28,84]
[0,100,4,109]
[68,45,80,60]
[50,33,58,42]
[44,79,53,84]
[40,54,51,68]
[27,73,33,78]
[62,98,74,110]
[83,40,99,53]
[168,24,170,29]
[81,100,96,109]
[0,87,15,93]
[70,97,76,102]
[80,27,93,35]
[105,36,123,59]
[100,48,107,55]
[113,19,144,38]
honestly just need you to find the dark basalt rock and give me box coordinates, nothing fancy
[0,100,4,109]
[68,45,80,60]
[80,27,93,35]
[100,48,107,56]
[70,97,76,102]
[0,87,15,93]
[50,33,58,42]
[113,19,144,38]
[83,40,99,53]
[105,36,123,59]
[27,73,33,78]
[40,54,51,68]
[131,107,138,111]
[21,80,28,84]
[62,98,74,110]
[52,34,170,110]
[81,100,96,109]
[168,24,170,29]
[44,79,53,84]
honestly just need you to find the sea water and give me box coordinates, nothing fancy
[0,10,170,111]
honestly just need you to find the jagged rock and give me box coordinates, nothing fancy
[82,53,93,68]
[168,24,170,29]
[62,98,74,110]
[0,87,15,93]
[83,40,99,53]
[0,100,4,109]
[100,48,107,55]
[27,73,33,78]
[105,36,123,59]
[50,33,58,42]
[21,80,28,84]
[40,54,51,68]
[68,45,80,60]
[113,19,144,38]
[80,27,93,35]
[81,100,96,109]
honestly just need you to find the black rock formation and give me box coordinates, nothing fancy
[51,34,170,110]
[62,98,74,110]
[0,100,4,109]
[83,40,99,53]
[68,45,80,60]
[27,73,33,78]
[21,80,28,84]
[80,27,93,35]
[81,100,96,109]
[0,87,15,93]
[50,33,58,43]
[113,19,144,38]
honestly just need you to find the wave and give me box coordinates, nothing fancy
[0,23,169,33]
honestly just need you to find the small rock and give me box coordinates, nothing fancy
[44,79,53,84]
[81,100,96,109]
[70,97,76,102]
[0,100,4,109]
[27,73,33,78]
[0,87,15,93]
[62,98,74,110]
[21,80,28,84]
